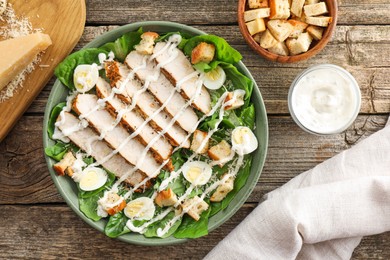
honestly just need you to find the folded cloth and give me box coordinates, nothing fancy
[204,122,390,260]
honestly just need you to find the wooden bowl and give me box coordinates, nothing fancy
[237,0,338,63]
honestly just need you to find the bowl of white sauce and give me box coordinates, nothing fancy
[288,64,361,135]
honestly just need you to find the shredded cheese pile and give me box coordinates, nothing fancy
[0,4,42,102]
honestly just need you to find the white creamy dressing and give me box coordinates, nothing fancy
[88,35,183,169]
[70,153,87,182]
[53,34,248,236]
[290,66,361,134]
[158,92,231,192]
[126,92,239,236]
[209,150,235,166]
[96,188,124,218]
[155,155,244,237]
[52,91,78,142]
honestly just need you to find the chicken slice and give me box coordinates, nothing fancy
[56,112,146,186]
[125,51,199,133]
[95,77,173,167]
[105,61,190,148]
[153,42,212,114]
[73,94,167,177]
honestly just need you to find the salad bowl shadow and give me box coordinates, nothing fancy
[43,21,268,246]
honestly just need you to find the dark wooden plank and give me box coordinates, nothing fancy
[0,204,254,259]
[0,116,63,204]
[0,204,388,259]
[0,114,386,204]
[84,0,390,25]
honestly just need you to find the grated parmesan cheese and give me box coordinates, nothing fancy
[0,0,6,16]
[0,3,43,102]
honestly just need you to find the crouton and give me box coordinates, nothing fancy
[182,196,209,221]
[191,42,215,64]
[305,0,319,4]
[53,151,76,176]
[210,174,235,202]
[65,167,75,177]
[286,32,313,55]
[104,192,127,216]
[253,32,263,43]
[304,2,328,16]
[268,41,289,56]
[190,130,209,154]
[269,0,290,19]
[288,19,308,38]
[290,0,305,17]
[244,8,270,22]
[245,18,266,35]
[260,0,269,7]
[248,0,260,8]
[292,12,307,23]
[306,25,324,40]
[305,16,332,27]
[155,188,178,207]
[248,0,269,8]
[208,140,233,165]
[224,89,246,110]
[260,29,278,49]
[267,19,294,42]
[134,32,159,55]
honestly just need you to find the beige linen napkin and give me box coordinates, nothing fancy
[205,122,390,260]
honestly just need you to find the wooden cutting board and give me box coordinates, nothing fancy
[0,0,86,142]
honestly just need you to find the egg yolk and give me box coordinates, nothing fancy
[206,69,222,81]
[75,71,92,89]
[80,170,99,187]
[126,202,145,217]
[233,128,250,144]
[187,166,202,182]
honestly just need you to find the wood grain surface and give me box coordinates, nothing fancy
[1,0,390,258]
[0,0,86,142]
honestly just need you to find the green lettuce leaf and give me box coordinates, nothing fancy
[47,102,66,139]
[99,27,143,62]
[210,158,252,216]
[144,211,182,238]
[220,62,253,100]
[54,48,107,90]
[78,171,117,221]
[105,211,131,238]
[183,35,242,65]
[156,31,189,49]
[168,175,186,196]
[240,104,255,129]
[79,192,102,221]
[44,142,69,161]
[174,205,211,239]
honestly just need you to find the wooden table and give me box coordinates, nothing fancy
[1,0,389,258]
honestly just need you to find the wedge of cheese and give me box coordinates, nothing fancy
[0,32,52,91]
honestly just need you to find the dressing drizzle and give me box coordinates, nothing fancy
[53,34,247,238]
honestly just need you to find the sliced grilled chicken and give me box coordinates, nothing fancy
[125,51,199,133]
[56,112,146,186]
[105,61,190,148]
[95,77,173,167]
[153,42,212,114]
[72,94,166,177]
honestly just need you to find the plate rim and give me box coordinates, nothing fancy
[42,21,269,246]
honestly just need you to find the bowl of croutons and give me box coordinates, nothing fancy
[238,0,337,63]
